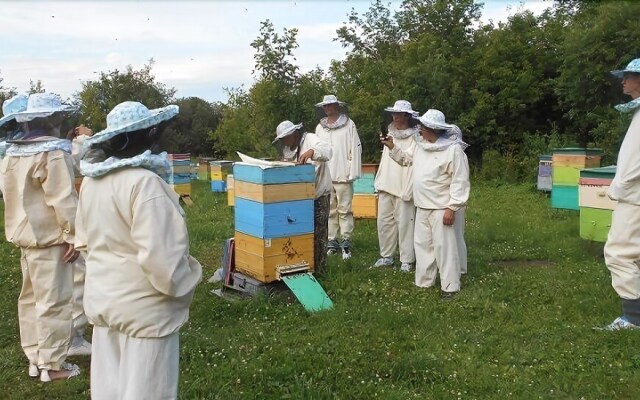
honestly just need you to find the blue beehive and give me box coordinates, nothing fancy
[211,180,227,193]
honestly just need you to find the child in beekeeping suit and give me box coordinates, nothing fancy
[381,109,470,300]
[76,101,202,399]
[372,100,418,272]
[315,95,362,260]
[0,93,82,382]
[273,120,332,271]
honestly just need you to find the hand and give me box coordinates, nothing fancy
[297,149,314,164]
[62,243,80,263]
[443,208,455,226]
[66,127,78,140]
[380,135,394,149]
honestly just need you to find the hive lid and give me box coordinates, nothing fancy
[579,165,617,178]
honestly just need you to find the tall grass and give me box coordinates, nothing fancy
[0,181,637,399]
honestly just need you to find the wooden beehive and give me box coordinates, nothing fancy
[537,155,552,192]
[579,166,616,242]
[227,175,235,206]
[551,148,602,210]
[233,163,316,283]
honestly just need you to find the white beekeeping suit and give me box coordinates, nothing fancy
[315,95,362,260]
[388,110,470,297]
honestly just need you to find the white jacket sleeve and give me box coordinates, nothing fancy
[306,134,332,162]
[447,145,471,211]
[389,144,414,167]
[348,121,362,180]
[130,178,202,298]
[71,136,88,176]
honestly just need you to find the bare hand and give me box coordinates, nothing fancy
[443,209,455,226]
[297,149,314,164]
[380,135,394,149]
[62,243,80,263]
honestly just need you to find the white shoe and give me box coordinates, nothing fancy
[373,257,394,268]
[40,362,81,382]
[29,363,39,377]
[595,316,640,331]
[68,336,92,356]
[400,262,413,272]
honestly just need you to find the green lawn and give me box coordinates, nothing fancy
[1,181,639,399]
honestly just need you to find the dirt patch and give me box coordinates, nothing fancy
[491,260,555,268]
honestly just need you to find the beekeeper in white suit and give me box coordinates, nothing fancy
[1,93,81,382]
[382,109,470,300]
[273,120,332,271]
[373,100,418,272]
[601,58,640,330]
[76,101,202,399]
[315,95,362,260]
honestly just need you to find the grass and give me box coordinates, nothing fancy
[1,180,640,399]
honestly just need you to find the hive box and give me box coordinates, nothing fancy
[211,180,227,193]
[234,231,314,283]
[537,155,552,192]
[579,166,616,242]
[234,198,314,239]
[353,193,377,219]
[551,148,602,210]
[227,175,235,206]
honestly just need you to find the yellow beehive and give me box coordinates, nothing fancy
[353,194,377,219]
[234,180,314,203]
[227,175,235,206]
[234,231,315,283]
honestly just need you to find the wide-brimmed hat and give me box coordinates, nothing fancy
[84,101,179,147]
[13,93,77,123]
[611,58,640,78]
[414,109,454,131]
[0,94,28,127]
[272,120,303,144]
[384,100,418,116]
[315,95,346,107]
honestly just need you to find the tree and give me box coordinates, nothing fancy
[0,73,17,107]
[75,60,176,132]
[28,80,46,94]
[160,97,223,156]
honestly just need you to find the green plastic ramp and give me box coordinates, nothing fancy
[281,273,333,312]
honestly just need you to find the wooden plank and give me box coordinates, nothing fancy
[234,232,314,283]
[552,154,601,168]
[235,198,314,239]
[579,184,617,210]
[234,181,314,203]
[233,164,315,185]
[227,188,235,206]
[362,164,379,174]
[578,177,613,186]
[226,175,235,189]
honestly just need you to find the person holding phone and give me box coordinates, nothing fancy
[381,109,470,300]
[373,100,419,272]
[273,120,332,271]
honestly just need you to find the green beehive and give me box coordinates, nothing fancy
[551,148,602,210]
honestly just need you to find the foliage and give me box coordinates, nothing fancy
[0,73,17,106]
[75,60,176,132]
[160,97,223,156]
[2,182,640,398]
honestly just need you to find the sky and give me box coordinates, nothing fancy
[0,0,549,103]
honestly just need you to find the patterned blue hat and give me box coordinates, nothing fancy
[0,94,28,127]
[611,58,640,78]
[13,93,76,123]
[84,101,179,147]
